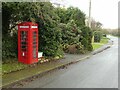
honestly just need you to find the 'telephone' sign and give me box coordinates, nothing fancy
[31,26,38,28]
[20,26,29,28]
[19,26,37,29]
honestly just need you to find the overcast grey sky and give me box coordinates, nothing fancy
[51,0,118,29]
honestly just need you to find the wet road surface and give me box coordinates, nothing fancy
[18,36,118,88]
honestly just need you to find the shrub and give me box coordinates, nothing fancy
[80,26,93,51]
[66,43,84,54]
[94,31,102,42]
[2,34,18,60]
[103,34,107,37]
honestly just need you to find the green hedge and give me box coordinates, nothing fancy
[2,2,93,60]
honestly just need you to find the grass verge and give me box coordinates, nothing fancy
[92,37,109,50]
[2,59,28,74]
[2,56,63,75]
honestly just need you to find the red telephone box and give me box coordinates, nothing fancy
[18,22,38,64]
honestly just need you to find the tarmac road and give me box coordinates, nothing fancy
[20,36,118,88]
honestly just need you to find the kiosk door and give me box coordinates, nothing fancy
[20,31,28,59]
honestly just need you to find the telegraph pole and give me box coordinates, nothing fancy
[88,0,91,28]
[88,0,94,43]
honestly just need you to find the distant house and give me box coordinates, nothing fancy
[50,0,66,8]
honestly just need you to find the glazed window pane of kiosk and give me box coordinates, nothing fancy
[20,31,28,52]
[33,31,37,58]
